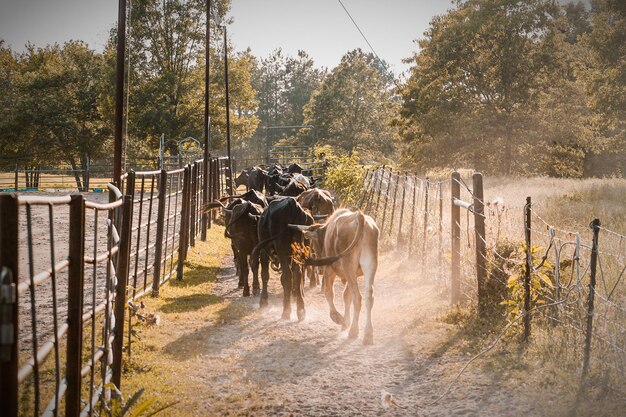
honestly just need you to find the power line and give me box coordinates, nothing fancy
[336,0,401,89]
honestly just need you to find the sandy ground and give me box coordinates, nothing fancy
[162,251,564,417]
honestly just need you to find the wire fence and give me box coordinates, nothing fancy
[356,168,624,397]
[0,156,232,417]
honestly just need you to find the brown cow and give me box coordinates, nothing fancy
[297,188,336,287]
[289,209,379,345]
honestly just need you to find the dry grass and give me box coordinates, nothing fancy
[119,224,268,416]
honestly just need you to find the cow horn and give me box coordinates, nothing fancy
[313,214,328,221]
[224,208,232,214]
[248,213,261,221]
[287,224,311,231]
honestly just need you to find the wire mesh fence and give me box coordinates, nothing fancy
[0,156,232,417]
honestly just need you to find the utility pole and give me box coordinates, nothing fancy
[114,0,127,184]
[201,0,211,240]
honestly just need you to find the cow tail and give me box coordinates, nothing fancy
[305,212,365,266]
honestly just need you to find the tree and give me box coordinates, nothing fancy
[0,41,110,189]
[304,49,398,161]
[398,0,563,174]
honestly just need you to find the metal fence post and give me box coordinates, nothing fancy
[190,163,198,247]
[0,195,19,417]
[422,179,430,267]
[389,172,400,239]
[373,166,386,220]
[451,172,461,305]
[112,195,133,388]
[473,173,487,314]
[438,181,444,284]
[582,218,601,378]
[398,173,407,241]
[408,175,418,255]
[66,194,85,417]
[201,158,208,241]
[380,168,393,234]
[152,170,168,297]
[177,166,191,280]
[523,196,532,343]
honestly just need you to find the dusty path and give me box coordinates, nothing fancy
[128,241,570,417]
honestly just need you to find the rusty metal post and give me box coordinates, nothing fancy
[438,181,444,284]
[523,196,532,343]
[397,173,407,241]
[451,172,461,305]
[380,168,393,234]
[66,195,85,417]
[0,195,19,417]
[152,170,167,296]
[112,195,133,387]
[177,166,191,280]
[582,218,601,378]
[190,163,198,247]
[358,168,371,210]
[408,175,418,255]
[473,173,487,314]
[422,179,430,267]
[373,166,386,220]
[389,172,400,240]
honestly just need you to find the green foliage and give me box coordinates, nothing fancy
[320,151,366,208]
[500,242,555,327]
[97,384,177,417]
[304,49,398,162]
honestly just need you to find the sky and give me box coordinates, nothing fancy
[0,0,585,75]
[0,0,456,75]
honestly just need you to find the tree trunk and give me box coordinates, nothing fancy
[68,157,84,191]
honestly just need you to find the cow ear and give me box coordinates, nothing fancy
[248,213,260,221]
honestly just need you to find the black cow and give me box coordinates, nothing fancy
[247,166,267,193]
[251,197,314,319]
[225,201,266,296]
[287,162,303,174]
[234,168,250,190]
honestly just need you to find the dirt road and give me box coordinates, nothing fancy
[128,245,577,417]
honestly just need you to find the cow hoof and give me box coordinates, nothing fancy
[260,298,269,308]
[281,311,291,320]
[238,283,244,289]
[363,333,374,346]
[341,323,350,331]
[348,328,359,339]
[253,287,260,296]
[330,311,344,326]
[297,309,306,322]
[243,288,250,297]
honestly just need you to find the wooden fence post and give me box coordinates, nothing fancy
[0,195,19,417]
[364,167,379,214]
[582,218,601,378]
[438,181,444,284]
[66,195,85,417]
[112,195,133,388]
[152,170,168,297]
[177,166,191,280]
[473,173,487,314]
[523,196,532,343]
[451,172,461,305]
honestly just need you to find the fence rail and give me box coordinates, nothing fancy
[0,156,231,417]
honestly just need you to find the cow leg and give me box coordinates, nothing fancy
[279,254,292,320]
[250,253,261,296]
[341,283,352,331]
[348,278,362,340]
[362,256,377,345]
[241,252,251,297]
[293,262,306,321]
[324,269,343,325]
[308,265,318,288]
[259,250,270,308]
[233,245,243,288]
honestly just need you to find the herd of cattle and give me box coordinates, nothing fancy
[204,162,380,345]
